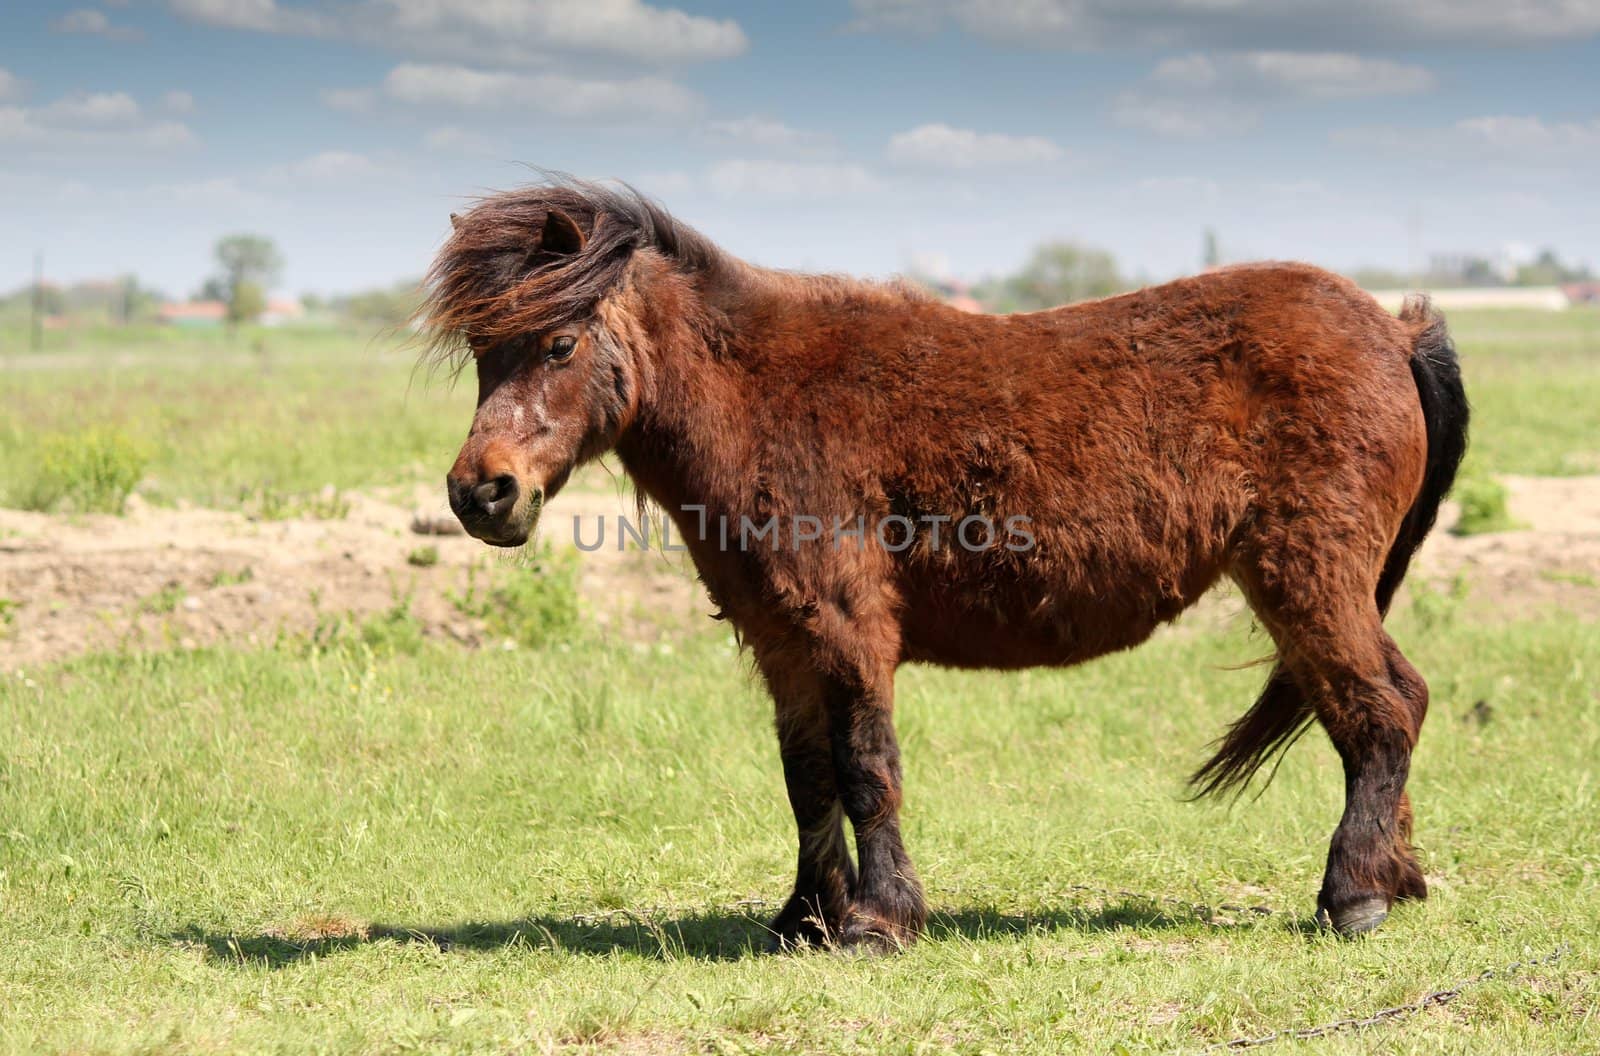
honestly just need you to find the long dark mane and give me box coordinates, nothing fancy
[418,177,722,369]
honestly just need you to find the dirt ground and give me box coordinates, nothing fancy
[2,476,1597,669]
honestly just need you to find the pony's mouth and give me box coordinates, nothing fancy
[454,483,544,548]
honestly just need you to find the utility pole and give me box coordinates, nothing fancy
[31,250,44,352]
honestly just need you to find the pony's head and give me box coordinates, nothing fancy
[420,180,715,546]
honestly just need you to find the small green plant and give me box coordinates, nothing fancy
[140,584,186,615]
[15,428,148,514]
[359,597,424,656]
[238,485,350,521]
[0,597,17,634]
[1407,572,1470,632]
[406,545,440,568]
[210,567,255,588]
[1451,473,1522,536]
[449,547,579,648]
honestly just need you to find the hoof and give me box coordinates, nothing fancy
[767,901,844,953]
[836,913,916,956]
[1316,896,1389,936]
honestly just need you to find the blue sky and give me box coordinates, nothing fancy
[2,0,1598,296]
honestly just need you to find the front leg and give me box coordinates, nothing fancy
[758,659,856,948]
[825,666,926,951]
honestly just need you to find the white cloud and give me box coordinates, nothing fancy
[706,117,834,157]
[264,150,380,183]
[1115,51,1436,138]
[39,92,143,125]
[382,63,701,120]
[321,86,376,114]
[168,0,331,34]
[354,0,747,65]
[163,90,196,114]
[0,103,194,153]
[1112,95,1259,138]
[52,8,144,40]
[422,126,498,154]
[885,123,1064,169]
[707,159,883,198]
[1237,52,1436,99]
[1336,114,1600,163]
[0,68,24,103]
[168,0,747,65]
[152,176,271,210]
[848,0,1600,48]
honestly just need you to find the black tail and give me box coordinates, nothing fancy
[1190,296,1470,799]
[1375,297,1470,614]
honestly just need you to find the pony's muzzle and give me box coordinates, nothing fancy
[447,472,543,547]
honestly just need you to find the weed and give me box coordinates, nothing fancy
[1408,572,1471,632]
[360,596,425,656]
[406,545,440,568]
[1538,569,1599,589]
[211,567,255,588]
[449,546,579,648]
[12,428,148,514]
[140,583,186,615]
[239,485,351,521]
[1452,472,1523,536]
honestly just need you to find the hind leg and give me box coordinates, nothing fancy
[1234,499,1430,935]
[1279,613,1429,933]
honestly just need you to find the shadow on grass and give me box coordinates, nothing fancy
[167,895,1308,969]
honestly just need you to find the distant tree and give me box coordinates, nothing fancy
[115,274,165,323]
[1203,228,1221,269]
[335,280,423,329]
[978,241,1126,312]
[1515,248,1593,287]
[195,276,229,303]
[210,234,283,324]
[229,281,267,326]
[1349,267,1412,290]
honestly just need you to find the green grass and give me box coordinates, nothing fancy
[1,603,1595,1053]
[1448,307,1600,476]
[0,325,471,510]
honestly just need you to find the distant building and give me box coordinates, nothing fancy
[260,297,306,327]
[157,301,227,327]
[924,277,986,314]
[156,297,307,326]
[1563,282,1600,306]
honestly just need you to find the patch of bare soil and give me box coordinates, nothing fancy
[1,476,1596,668]
[0,485,710,669]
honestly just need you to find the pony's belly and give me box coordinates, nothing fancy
[896,577,1176,670]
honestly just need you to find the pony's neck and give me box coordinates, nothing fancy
[612,253,906,524]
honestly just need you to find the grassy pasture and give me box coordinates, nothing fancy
[1,308,1598,1052]
[1,611,1596,1053]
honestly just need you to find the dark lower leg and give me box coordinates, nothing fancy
[769,738,855,946]
[1318,718,1415,933]
[1386,645,1430,903]
[827,681,925,950]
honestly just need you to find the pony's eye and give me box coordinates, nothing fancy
[547,335,577,363]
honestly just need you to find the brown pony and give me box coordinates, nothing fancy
[423,179,1468,951]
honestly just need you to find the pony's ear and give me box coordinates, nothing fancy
[449,212,462,230]
[540,208,586,256]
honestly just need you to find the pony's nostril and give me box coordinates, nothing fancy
[472,474,519,515]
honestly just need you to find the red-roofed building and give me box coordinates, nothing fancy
[158,301,227,327]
